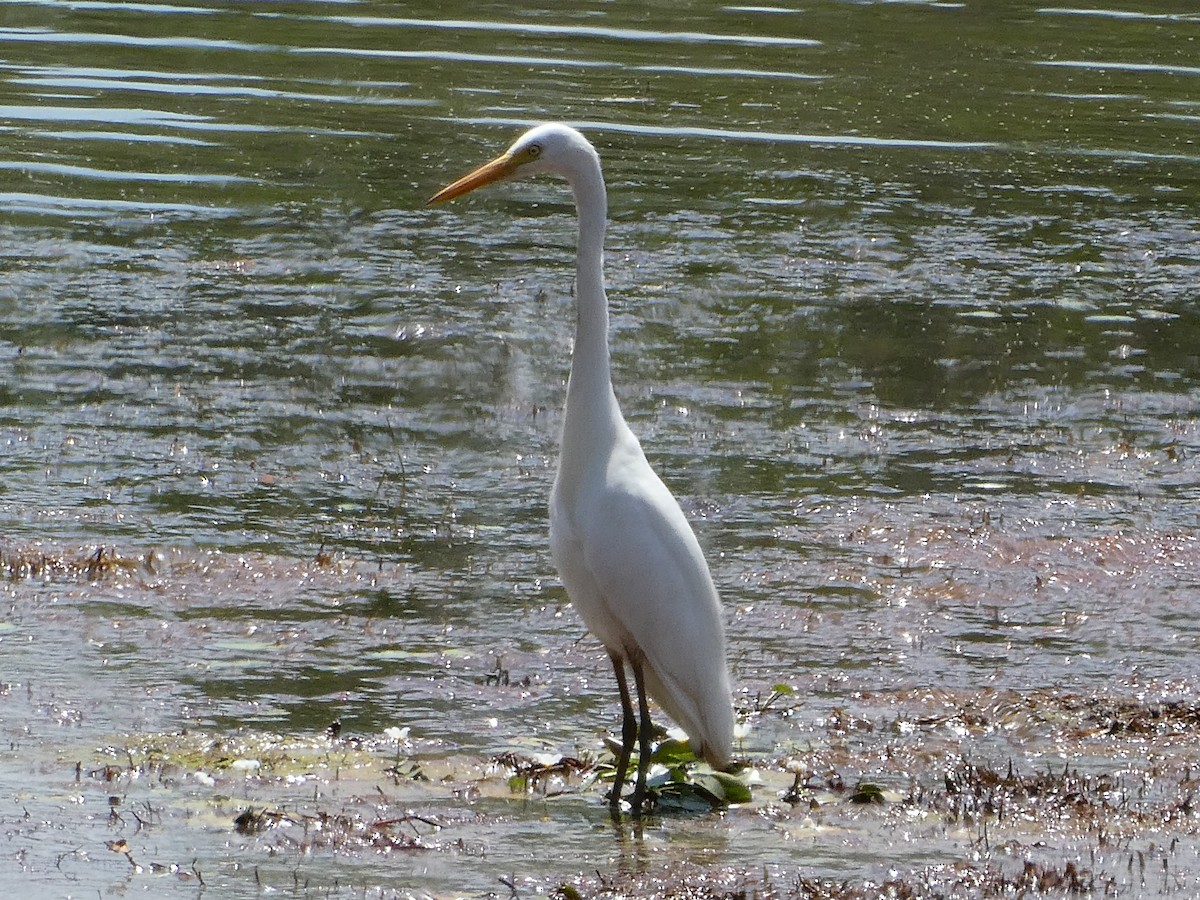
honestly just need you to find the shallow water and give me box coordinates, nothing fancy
[2,0,1199,896]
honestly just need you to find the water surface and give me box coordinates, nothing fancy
[2,0,1199,895]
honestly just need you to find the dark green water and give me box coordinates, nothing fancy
[2,1,1199,895]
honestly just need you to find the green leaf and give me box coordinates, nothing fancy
[650,738,697,766]
[772,683,796,696]
[710,771,753,804]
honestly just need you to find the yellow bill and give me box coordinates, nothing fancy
[428,153,517,205]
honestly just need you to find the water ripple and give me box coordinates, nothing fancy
[295,46,612,71]
[0,190,236,217]
[20,0,216,13]
[0,103,389,136]
[0,159,253,184]
[30,129,214,145]
[0,103,207,126]
[300,15,822,48]
[0,26,270,52]
[296,45,822,82]
[1037,59,1200,78]
[456,116,998,151]
[12,75,415,105]
[1038,7,1200,24]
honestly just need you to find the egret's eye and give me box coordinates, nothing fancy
[527,143,542,159]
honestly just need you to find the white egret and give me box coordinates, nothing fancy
[430,123,733,813]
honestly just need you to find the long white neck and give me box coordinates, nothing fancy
[560,153,624,464]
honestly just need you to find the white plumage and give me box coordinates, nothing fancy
[431,123,734,813]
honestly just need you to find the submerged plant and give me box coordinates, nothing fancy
[597,736,752,812]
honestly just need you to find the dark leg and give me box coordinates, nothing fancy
[630,657,654,815]
[609,653,636,811]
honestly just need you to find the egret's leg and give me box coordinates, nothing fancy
[630,658,653,815]
[609,653,636,810]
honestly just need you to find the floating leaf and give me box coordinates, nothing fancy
[655,780,722,812]
[710,771,753,804]
[650,738,697,766]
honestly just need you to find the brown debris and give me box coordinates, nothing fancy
[554,858,1110,899]
[233,807,440,852]
[0,543,143,582]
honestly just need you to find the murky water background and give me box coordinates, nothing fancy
[2,1,1199,896]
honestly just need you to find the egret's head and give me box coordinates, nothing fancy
[428,123,596,204]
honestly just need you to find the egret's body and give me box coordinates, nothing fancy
[430,124,733,812]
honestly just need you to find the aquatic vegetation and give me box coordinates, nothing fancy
[496,737,753,811]
[7,671,1196,896]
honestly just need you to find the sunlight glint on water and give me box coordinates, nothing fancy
[1,0,1199,895]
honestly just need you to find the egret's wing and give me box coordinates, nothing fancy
[575,452,733,766]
